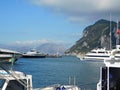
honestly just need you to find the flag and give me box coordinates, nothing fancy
[117,29,120,34]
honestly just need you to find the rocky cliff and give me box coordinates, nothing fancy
[66,19,118,55]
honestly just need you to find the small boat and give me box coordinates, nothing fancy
[0,69,33,90]
[39,84,80,90]
[46,54,62,58]
[0,67,81,90]
[22,49,46,58]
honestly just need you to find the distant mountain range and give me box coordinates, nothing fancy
[0,42,67,55]
[66,19,118,55]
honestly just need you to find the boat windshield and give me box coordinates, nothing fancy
[91,51,96,53]
[0,79,5,89]
[101,67,120,90]
[6,80,27,90]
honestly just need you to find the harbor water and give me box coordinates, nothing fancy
[11,56,104,90]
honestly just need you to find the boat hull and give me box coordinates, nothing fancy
[22,49,46,58]
[22,55,46,58]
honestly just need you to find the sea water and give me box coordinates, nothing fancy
[12,56,104,90]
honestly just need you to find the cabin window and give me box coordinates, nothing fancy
[6,80,27,90]
[98,52,105,53]
[91,51,96,53]
[101,67,120,90]
[109,67,120,90]
[101,67,107,90]
[117,51,120,53]
[0,79,5,88]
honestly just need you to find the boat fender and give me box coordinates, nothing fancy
[62,86,66,90]
[56,87,61,90]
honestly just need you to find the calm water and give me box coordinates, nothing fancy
[11,56,104,90]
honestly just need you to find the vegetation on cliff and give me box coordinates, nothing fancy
[66,19,118,55]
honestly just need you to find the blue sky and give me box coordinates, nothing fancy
[0,0,120,47]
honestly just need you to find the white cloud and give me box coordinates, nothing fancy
[15,39,49,45]
[30,0,120,22]
[14,39,67,46]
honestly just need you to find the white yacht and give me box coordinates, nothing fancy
[79,45,120,61]
[79,21,120,61]
[81,48,111,61]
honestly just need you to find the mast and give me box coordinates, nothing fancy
[68,76,71,85]
[116,20,120,45]
[74,76,76,86]
[110,14,112,50]
[116,20,119,45]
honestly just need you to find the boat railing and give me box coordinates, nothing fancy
[0,62,33,90]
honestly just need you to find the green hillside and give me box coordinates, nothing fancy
[66,19,117,55]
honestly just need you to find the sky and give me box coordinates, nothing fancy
[0,0,120,47]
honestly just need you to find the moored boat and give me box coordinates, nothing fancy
[39,84,80,90]
[0,48,22,63]
[80,48,111,61]
[0,54,14,63]
[78,45,120,61]
[22,49,46,58]
[0,69,33,90]
[46,54,62,58]
[97,45,120,90]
